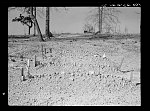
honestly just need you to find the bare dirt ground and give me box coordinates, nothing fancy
[8,34,141,106]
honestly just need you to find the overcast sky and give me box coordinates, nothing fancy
[8,7,141,35]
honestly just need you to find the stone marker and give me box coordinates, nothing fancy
[35,55,36,67]
[41,45,44,59]
[27,59,30,67]
[20,55,23,61]
[21,67,26,81]
[50,48,52,53]
[102,53,106,59]
[45,48,47,54]
[21,67,24,76]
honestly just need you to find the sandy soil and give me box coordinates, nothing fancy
[8,34,141,106]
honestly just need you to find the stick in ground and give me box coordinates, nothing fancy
[50,48,52,53]
[21,67,26,81]
[45,48,46,54]
[41,45,44,59]
[35,55,36,67]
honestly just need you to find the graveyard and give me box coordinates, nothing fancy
[8,33,141,106]
[8,6,141,106]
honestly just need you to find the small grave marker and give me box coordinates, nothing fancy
[35,55,36,67]
[102,53,106,59]
[41,45,44,59]
[21,67,24,76]
[20,55,23,61]
[27,59,30,67]
[26,60,30,75]
[45,48,47,54]
[49,48,52,53]
[21,67,26,81]
[35,55,41,67]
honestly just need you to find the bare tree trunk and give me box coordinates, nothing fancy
[98,7,101,33]
[31,7,34,16]
[98,7,103,34]
[34,7,36,36]
[28,26,30,35]
[100,7,103,33]
[28,7,34,35]
[45,7,53,39]
[30,7,44,41]
[45,7,50,38]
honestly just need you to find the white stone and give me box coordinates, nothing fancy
[27,59,30,67]
[102,53,106,58]
[89,71,94,75]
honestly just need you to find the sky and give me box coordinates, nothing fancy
[8,7,141,35]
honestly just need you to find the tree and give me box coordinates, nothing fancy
[30,7,68,40]
[8,7,69,41]
[45,7,53,39]
[8,7,44,41]
[98,7,103,34]
[12,14,33,35]
[45,7,50,38]
[104,24,113,34]
[86,7,121,34]
[29,7,34,35]
[33,7,36,36]
[45,7,68,39]
[29,7,44,41]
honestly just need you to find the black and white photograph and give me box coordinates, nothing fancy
[8,6,141,106]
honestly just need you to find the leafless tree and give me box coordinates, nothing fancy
[28,7,69,39]
[45,7,50,38]
[103,24,114,34]
[9,7,69,41]
[98,7,103,34]
[43,7,69,39]
[86,7,121,34]
[33,7,36,36]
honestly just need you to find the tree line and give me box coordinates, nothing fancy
[8,7,121,41]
